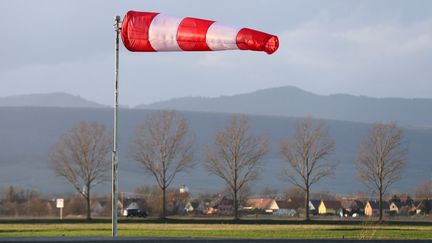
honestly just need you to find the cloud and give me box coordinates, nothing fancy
[270,15,432,96]
[340,20,432,56]
[281,16,432,66]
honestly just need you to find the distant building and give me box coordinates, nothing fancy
[415,199,432,215]
[274,198,301,216]
[389,195,416,216]
[318,200,342,215]
[216,198,234,216]
[244,198,279,213]
[341,198,365,216]
[365,200,390,217]
[309,200,321,215]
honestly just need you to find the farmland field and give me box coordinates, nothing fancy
[1,221,432,239]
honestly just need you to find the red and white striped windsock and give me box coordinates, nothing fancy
[121,11,279,55]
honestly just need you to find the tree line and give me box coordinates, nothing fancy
[48,110,408,222]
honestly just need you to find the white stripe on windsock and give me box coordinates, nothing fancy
[206,23,240,51]
[148,14,183,51]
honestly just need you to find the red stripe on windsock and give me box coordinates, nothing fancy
[177,17,215,51]
[121,11,159,52]
[236,28,279,55]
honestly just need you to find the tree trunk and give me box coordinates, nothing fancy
[162,187,166,220]
[379,188,383,222]
[234,189,239,220]
[305,187,310,222]
[86,185,91,220]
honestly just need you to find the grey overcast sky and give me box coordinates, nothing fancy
[1,0,431,107]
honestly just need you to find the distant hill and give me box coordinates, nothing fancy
[0,92,107,108]
[137,86,432,126]
[0,107,431,196]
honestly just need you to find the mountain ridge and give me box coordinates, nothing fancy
[3,86,432,126]
[136,85,432,126]
[0,92,107,108]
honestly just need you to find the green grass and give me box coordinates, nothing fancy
[1,222,432,239]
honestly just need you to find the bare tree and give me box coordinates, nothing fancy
[356,122,407,222]
[280,118,336,221]
[260,187,279,198]
[205,115,268,220]
[129,111,194,219]
[49,121,112,220]
[283,186,306,200]
[415,180,432,200]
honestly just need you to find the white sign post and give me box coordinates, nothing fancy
[56,198,64,220]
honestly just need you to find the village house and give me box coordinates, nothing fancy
[198,195,227,215]
[203,205,218,215]
[364,200,390,217]
[173,200,195,215]
[170,185,192,215]
[286,197,304,209]
[184,201,194,213]
[318,200,342,215]
[415,199,432,215]
[91,200,106,216]
[340,198,365,216]
[122,198,146,210]
[119,196,147,216]
[199,199,217,215]
[389,195,416,216]
[216,198,234,216]
[309,200,321,215]
[190,200,201,214]
[389,201,403,215]
[274,198,302,216]
[244,198,279,214]
[174,199,204,215]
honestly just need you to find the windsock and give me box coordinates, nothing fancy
[121,11,279,55]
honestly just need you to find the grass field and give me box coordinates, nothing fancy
[1,221,432,239]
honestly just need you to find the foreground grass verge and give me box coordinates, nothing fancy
[1,223,432,239]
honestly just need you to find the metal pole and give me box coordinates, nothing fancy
[112,15,121,238]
